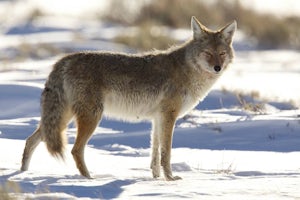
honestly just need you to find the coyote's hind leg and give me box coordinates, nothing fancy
[71,106,103,178]
[21,127,42,171]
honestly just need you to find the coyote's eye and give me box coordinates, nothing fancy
[219,51,226,56]
[203,51,212,58]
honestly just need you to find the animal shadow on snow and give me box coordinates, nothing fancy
[234,171,300,178]
[0,169,139,199]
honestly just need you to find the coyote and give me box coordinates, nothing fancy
[21,17,236,181]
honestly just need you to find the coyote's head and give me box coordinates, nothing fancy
[187,16,236,75]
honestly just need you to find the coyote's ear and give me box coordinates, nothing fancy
[191,16,207,40]
[220,20,237,45]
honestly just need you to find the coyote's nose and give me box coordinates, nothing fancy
[214,65,221,72]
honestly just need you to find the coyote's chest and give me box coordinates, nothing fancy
[178,93,199,117]
[178,77,218,117]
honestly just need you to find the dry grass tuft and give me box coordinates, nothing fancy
[0,181,22,200]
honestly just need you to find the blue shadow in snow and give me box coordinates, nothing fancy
[0,170,136,199]
[50,179,136,199]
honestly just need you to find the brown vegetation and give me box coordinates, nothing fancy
[104,0,300,50]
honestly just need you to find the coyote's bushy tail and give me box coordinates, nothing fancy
[40,62,71,159]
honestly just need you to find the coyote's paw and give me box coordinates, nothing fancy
[151,165,160,178]
[152,171,160,179]
[164,174,182,181]
[151,158,161,179]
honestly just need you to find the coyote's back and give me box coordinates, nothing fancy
[21,17,236,181]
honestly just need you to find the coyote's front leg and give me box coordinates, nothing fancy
[150,120,161,178]
[159,110,182,181]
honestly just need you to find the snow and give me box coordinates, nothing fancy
[217,50,300,106]
[239,0,300,17]
[1,1,300,200]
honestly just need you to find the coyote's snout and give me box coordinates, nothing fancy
[21,17,236,181]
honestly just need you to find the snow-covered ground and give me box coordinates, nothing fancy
[1,1,300,199]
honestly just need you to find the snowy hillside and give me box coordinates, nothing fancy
[1,1,300,199]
